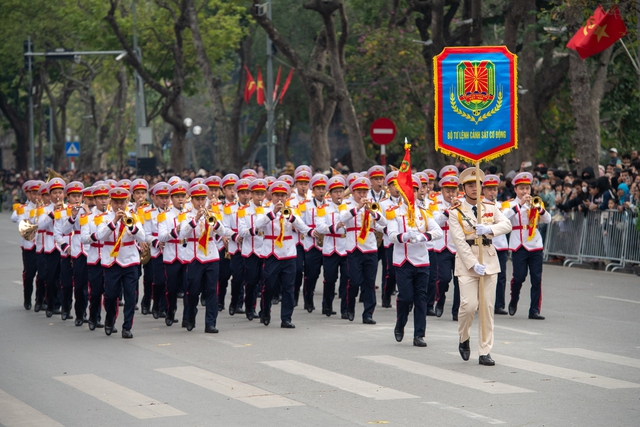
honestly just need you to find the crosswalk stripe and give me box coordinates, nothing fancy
[262,360,418,400]
[54,374,186,419]
[0,388,64,427]
[596,295,640,304]
[452,352,640,389]
[546,348,640,369]
[494,325,542,336]
[156,366,303,408]
[360,355,533,394]
[425,402,506,425]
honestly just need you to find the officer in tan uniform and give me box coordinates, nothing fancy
[448,167,512,366]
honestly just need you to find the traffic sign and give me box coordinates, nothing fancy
[370,118,396,145]
[65,141,80,157]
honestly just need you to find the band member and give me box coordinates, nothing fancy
[379,171,400,308]
[69,186,94,325]
[482,175,510,315]
[39,178,67,318]
[423,169,440,316]
[12,180,39,310]
[340,177,387,324]
[387,175,443,347]
[433,168,461,320]
[316,176,348,317]
[158,181,191,327]
[81,184,110,330]
[34,182,50,312]
[131,179,151,314]
[301,174,329,312]
[449,168,512,366]
[96,188,146,338]
[291,170,310,306]
[503,172,551,320]
[145,182,170,319]
[238,179,268,320]
[54,181,84,321]
[204,176,228,311]
[222,175,247,315]
[255,181,315,328]
[179,184,226,332]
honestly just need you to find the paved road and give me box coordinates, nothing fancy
[1,212,639,426]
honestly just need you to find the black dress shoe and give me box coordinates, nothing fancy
[394,325,404,342]
[159,311,167,318]
[186,321,195,331]
[381,296,391,308]
[347,311,355,322]
[495,307,508,315]
[413,336,427,347]
[508,301,517,316]
[341,312,349,319]
[34,303,41,313]
[261,313,271,326]
[141,305,150,315]
[121,329,133,339]
[165,317,174,326]
[218,304,225,312]
[435,305,444,318]
[228,306,236,316]
[201,295,206,307]
[280,321,295,329]
[46,310,53,318]
[426,307,436,316]
[53,307,61,315]
[181,320,188,328]
[246,311,254,321]
[363,318,377,325]
[204,325,219,333]
[24,302,32,311]
[42,302,48,310]
[459,339,471,361]
[479,354,495,366]
[235,307,245,314]
[61,312,70,321]
[74,318,83,327]
[96,322,104,328]
[528,312,545,320]
[88,321,96,331]
[306,304,314,313]
[105,325,113,336]
[452,314,458,321]
[152,310,160,319]
[272,297,280,305]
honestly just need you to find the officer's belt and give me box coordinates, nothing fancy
[102,241,136,247]
[264,235,293,240]
[466,238,492,247]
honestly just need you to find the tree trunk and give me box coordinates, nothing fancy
[470,0,482,45]
[186,0,238,171]
[0,92,29,170]
[167,97,187,173]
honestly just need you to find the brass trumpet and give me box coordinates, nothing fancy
[282,207,292,219]
[204,208,217,225]
[531,196,543,209]
[122,210,135,227]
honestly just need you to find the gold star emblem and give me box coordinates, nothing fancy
[594,24,608,42]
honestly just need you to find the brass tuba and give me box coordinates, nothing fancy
[19,220,38,241]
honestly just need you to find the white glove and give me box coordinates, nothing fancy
[412,233,427,243]
[407,230,418,242]
[473,263,486,276]
[475,224,492,236]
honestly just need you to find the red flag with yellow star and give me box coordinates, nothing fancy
[256,66,265,106]
[566,5,627,59]
[396,141,416,227]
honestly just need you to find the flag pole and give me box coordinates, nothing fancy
[618,38,640,75]
[475,160,486,345]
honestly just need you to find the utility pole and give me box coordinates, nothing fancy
[26,37,35,172]
[132,0,148,159]
[265,0,276,175]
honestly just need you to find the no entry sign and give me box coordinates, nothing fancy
[370,118,396,145]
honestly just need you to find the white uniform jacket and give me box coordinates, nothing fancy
[178,210,226,263]
[143,206,163,259]
[13,202,37,250]
[238,201,267,258]
[37,204,58,254]
[338,200,388,254]
[432,199,458,254]
[222,201,243,255]
[301,198,326,251]
[96,211,146,268]
[157,207,192,263]
[255,207,312,260]
[387,203,443,267]
[81,208,106,266]
[315,200,348,256]
[503,198,551,251]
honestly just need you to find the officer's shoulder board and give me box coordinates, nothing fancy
[316,205,326,217]
[501,199,514,210]
[223,202,233,215]
[385,205,398,220]
[298,201,308,212]
[94,212,107,225]
[237,205,247,218]
[157,211,167,223]
[338,203,348,211]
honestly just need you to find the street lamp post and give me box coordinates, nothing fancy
[183,117,201,171]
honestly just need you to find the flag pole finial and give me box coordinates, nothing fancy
[404,137,411,150]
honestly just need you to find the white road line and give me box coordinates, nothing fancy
[12,281,22,285]
[596,295,640,304]
[546,348,640,369]
[0,388,64,427]
[361,355,533,394]
[494,325,542,336]
[425,402,506,425]
[156,366,303,409]
[462,353,640,389]
[262,360,418,400]
[54,374,186,419]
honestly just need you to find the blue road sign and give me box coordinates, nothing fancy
[65,141,80,157]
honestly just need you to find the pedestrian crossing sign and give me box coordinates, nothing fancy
[65,141,80,157]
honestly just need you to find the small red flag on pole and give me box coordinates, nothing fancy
[566,5,627,59]
[396,138,415,227]
[243,66,257,104]
[278,68,295,104]
[256,66,265,106]
[273,66,282,102]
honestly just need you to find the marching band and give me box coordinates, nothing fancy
[10,165,548,365]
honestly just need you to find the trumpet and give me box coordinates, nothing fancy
[364,200,379,213]
[121,210,135,227]
[282,207,292,219]
[531,196,544,209]
[203,208,217,225]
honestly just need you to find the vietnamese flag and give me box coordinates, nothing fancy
[566,5,627,59]
[396,139,416,227]
[256,66,265,106]
[244,66,257,104]
[273,66,282,102]
[278,68,294,104]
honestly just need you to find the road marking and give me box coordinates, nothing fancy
[206,337,253,348]
[425,402,506,425]
[156,366,302,409]
[12,281,22,285]
[361,355,533,394]
[54,374,185,419]
[494,325,542,336]
[0,388,64,427]
[546,348,640,369]
[596,296,640,304]
[262,360,418,400]
[452,353,640,389]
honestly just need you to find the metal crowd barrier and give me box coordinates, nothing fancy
[543,209,640,271]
